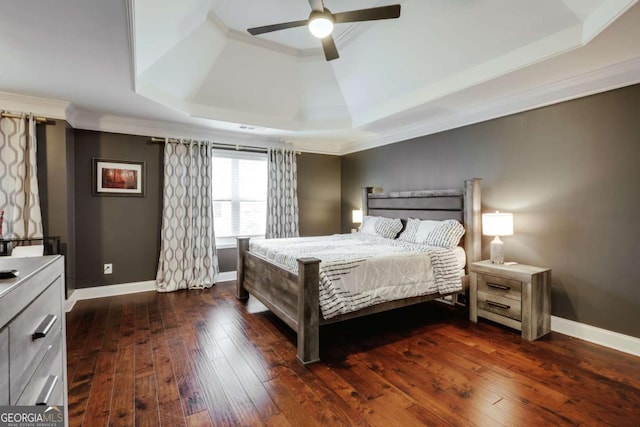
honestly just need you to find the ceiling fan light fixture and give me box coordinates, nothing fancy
[308,12,334,38]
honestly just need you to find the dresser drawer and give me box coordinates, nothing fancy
[16,331,64,406]
[478,273,522,300]
[9,277,62,402]
[0,328,8,405]
[478,291,522,321]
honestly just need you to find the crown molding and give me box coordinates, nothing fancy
[289,138,343,155]
[69,110,289,149]
[69,108,344,154]
[340,56,640,155]
[0,91,71,120]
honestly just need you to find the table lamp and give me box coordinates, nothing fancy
[482,211,513,264]
[352,209,363,233]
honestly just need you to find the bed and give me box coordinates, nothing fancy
[236,178,481,364]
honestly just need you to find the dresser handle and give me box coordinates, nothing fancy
[487,300,510,310]
[487,283,510,291]
[32,314,57,340]
[36,375,58,406]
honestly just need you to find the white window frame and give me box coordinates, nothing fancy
[212,149,267,248]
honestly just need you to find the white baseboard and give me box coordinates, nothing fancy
[65,280,157,312]
[64,277,638,358]
[551,315,640,358]
[217,271,236,282]
[65,271,238,312]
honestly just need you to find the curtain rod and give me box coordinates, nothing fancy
[1,112,52,124]
[149,137,300,155]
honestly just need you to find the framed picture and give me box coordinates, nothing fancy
[93,158,146,197]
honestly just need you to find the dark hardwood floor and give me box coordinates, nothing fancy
[66,281,640,426]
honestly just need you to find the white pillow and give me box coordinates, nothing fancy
[398,218,440,242]
[360,215,378,235]
[360,215,403,239]
[415,220,442,242]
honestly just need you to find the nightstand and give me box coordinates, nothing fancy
[469,260,551,340]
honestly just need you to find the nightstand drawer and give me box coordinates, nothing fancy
[478,291,521,321]
[478,273,521,300]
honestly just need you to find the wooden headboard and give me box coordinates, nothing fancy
[361,178,481,265]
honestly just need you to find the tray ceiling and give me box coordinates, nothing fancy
[1,0,639,154]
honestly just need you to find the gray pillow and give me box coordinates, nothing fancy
[425,219,465,248]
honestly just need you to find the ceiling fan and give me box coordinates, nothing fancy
[247,0,401,61]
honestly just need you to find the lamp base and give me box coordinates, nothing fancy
[490,236,505,264]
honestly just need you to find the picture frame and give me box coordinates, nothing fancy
[92,158,146,197]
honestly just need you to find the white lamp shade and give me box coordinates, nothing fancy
[308,16,334,38]
[482,212,513,236]
[352,209,363,224]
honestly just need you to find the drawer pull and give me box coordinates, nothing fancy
[36,375,58,406]
[487,300,511,310]
[487,283,510,291]
[32,314,57,340]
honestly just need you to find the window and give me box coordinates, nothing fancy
[212,150,267,244]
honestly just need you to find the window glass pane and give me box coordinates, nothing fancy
[239,201,266,236]
[212,151,267,239]
[239,159,267,201]
[213,201,233,237]
[212,157,232,200]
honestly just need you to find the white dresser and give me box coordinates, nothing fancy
[0,256,67,422]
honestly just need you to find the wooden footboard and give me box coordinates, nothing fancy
[237,237,321,364]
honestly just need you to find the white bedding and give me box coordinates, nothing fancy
[249,233,464,319]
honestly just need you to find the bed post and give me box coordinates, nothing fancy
[236,237,250,299]
[297,257,321,365]
[464,178,482,264]
[361,187,373,216]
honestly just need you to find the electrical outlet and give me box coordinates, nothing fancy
[104,263,113,275]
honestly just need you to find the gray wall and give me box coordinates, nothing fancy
[37,120,76,297]
[218,248,237,273]
[74,130,163,288]
[297,152,342,237]
[341,83,640,338]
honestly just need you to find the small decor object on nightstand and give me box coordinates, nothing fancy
[469,260,551,341]
[482,211,513,264]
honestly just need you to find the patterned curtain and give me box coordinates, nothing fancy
[0,113,43,239]
[156,139,219,292]
[266,147,299,238]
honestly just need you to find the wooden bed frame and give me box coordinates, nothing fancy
[236,178,481,364]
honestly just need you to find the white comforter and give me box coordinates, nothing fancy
[249,233,463,319]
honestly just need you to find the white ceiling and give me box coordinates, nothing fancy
[1,0,639,155]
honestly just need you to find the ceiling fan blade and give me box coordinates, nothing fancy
[333,5,401,24]
[308,0,324,13]
[321,35,339,61]
[248,19,309,36]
